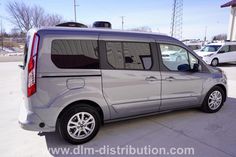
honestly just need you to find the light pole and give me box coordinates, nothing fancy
[1,19,3,50]
[0,3,2,50]
[204,26,207,42]
[121,16,125,30]
[74,0,79,22]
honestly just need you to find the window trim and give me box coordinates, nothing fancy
[51,39,100,69]
[105,41,154,71]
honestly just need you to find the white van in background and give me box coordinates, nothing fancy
[195,42,236,66]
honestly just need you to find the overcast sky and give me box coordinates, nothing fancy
[0,0,231,40]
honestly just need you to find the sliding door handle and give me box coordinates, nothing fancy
[145,76,158,81]
[165,76,175,81]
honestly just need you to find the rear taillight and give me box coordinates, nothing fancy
[27,33,39,97]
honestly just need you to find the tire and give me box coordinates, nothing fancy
[211,58,219,67]
[201,86,225,113]
[58,104,101,144]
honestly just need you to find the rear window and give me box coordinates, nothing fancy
[51,40,99,69]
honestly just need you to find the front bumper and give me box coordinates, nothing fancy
[19,101,55,132]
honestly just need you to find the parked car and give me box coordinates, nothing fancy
[195,42,236,66]
[19,25,227,144]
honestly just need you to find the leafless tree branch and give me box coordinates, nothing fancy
[7,1,64,32]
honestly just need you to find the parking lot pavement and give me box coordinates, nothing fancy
[0,62,236,157]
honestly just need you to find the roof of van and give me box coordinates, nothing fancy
[36,26,166,36]
[34,26,181,44]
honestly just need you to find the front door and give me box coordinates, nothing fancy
[159,43,204,110]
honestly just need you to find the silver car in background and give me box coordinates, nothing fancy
[19,26,227,144]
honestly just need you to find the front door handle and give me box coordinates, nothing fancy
[165,76,175,81]
[145,76,158,82]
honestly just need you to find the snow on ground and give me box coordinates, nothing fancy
[0,47,24,56]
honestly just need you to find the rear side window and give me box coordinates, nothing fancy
[51,40,99,69]
[106,42,152,70]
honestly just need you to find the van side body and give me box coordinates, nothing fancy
[19,27,227,144]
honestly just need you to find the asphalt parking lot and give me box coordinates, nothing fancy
[0,62,236,157]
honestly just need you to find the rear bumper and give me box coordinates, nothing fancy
[18,100,55,132]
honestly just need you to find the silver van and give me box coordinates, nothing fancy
[19,26,227,144]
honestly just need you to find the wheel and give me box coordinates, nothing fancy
[211,58,219,67]
[201,86,225,113]
[58,104,101,144]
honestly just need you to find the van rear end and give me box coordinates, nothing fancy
[19,28,106,133]
[19,29,55,132]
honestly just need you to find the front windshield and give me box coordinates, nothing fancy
[200,45,221,52]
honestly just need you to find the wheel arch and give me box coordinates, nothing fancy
[56,99,105,129]
[215,84,227,102]
[212,57,219,65]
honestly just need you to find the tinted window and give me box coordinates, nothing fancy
[51,40,99,69]
[230,45,236,51]
[220,46,230,53]
[106,42,152,70]
[106,42,124,69]
[160,44,189,71]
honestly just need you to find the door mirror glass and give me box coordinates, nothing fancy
[177,64,190,72]
[192,63,199,72]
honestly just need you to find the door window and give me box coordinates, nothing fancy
[230,45,236,52]
[219,46,230,53]
[106,42,152,70]
[160,44,189,71]
[106,42,124,69]
[160,44,199,72]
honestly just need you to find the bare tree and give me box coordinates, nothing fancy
[129,26,152,32]
[212,34,227,41]
[7,1,33,32]
[44,14,64,26]
[32,5,45,28]
[7,1,64,32]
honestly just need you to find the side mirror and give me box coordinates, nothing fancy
[192,63,199,72]
[125,56,134,63]
[18,65,24,70]
[177,64,190,72]
[218,50,225,54]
